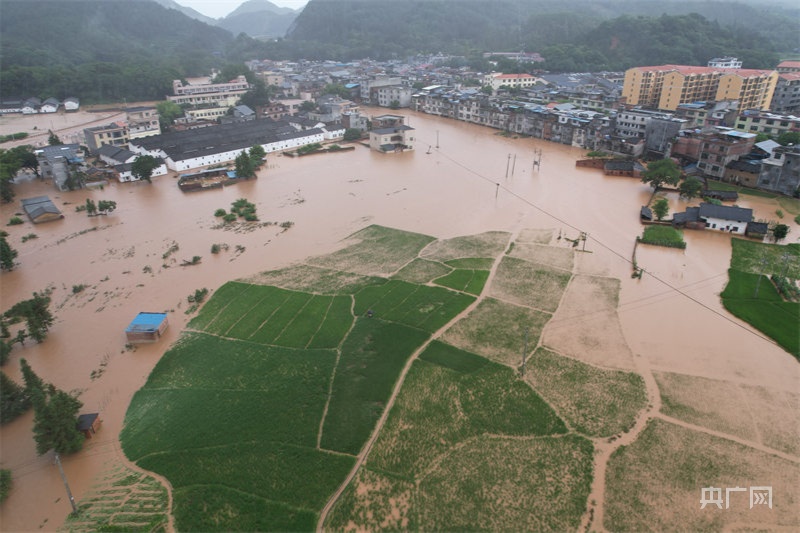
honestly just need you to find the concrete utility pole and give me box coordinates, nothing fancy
[54,453,78,514]
[505,153,511,178]
[754,256,769,298]
[512,153,517,176]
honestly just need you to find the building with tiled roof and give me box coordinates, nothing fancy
[770,72,800,115]
[777,61,800,74]
[622,64,778,113]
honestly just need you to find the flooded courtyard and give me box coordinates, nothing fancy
[0,108,797,531]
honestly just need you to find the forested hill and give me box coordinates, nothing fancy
[0,0,234,101]
[1,0,797,103]
[285,0,797,66]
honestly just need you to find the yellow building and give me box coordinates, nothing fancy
[623,65,777,113]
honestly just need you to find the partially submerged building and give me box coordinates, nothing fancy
[125,312,169,343]
[672,202,753,234]
[21,196,63,223]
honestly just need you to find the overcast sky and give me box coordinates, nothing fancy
[175,0,308,19]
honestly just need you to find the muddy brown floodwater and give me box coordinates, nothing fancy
[0,108,798,532]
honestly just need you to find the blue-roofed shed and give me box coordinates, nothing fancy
[125,312,169,343]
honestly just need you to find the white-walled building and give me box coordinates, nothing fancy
[128,117,332,172]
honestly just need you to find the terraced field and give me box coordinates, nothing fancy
[120,225,797,532]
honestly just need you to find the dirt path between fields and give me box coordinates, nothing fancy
[315,230,519,531]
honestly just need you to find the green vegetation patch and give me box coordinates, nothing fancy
[173,484,316,532]
[138,441,354,514]
[189,283,353,349]
[730,239,800,279]
[367,341,566,476]
[508,242,575,270]
[354,279,475,333]
[444,257,494,269]
[415,435,593,531]
[420,231,510,262]
[320,318,430,455]
[656,371,800,456]
[721,269,799,357]
[61,464,168,533]
[605,419,800,531]
[433,268,489,295]
[186,281,250,331]
[440,297,550,367]
[308,225,435,276]
[326,468,416,532]
[391,258,452,284]
[121,332,334,460]
[245,264,384,294]
[640,225,687,249]
[524,348,647,437]
[490,256,571,312]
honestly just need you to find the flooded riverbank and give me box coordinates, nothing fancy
[0,108,797,531]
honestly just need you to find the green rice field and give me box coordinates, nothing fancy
[121,226,626,531]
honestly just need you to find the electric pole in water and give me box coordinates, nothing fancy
[55,453,78,514]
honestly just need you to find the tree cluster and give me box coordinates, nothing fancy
[0,146,38,203]
[234,145,265,179]
[0,233,18,271]
[20,359,84,456]
[83,199,117,216]
[1,292,55,364]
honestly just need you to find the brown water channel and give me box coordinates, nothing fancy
[0,108,797,531]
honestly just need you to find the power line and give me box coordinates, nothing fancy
[424,135,781,349]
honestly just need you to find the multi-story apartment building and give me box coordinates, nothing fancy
[735,110,800,137]
[758,144,800,196]
[126,106,161,140]
[167,75,252,107]
[674,100,739,129]
[622,65,778,113]
[359,76,402,104]
[776,61,800,74]
[614,108,673,139]
[373,85,412,108]
[695,128,757,179]
[770,72,800,115]
[84,121,129,154]
[708,57,742,69]
[482,73,540,92]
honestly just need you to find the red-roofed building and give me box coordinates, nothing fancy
[770,72,800,115]
[622,64,778,113]
[777,61,800,74]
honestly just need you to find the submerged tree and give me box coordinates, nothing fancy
[131,155,160,183]
[5,292,55,343]
[97,200,117,215]
[773,223,789,242]
[642,158,681,190]
[20,359,84,456]
[679,176,703,199]
[235,150,256,178]
[85,198,97,216]
[0,235,18,270]
[1,371,31,424]
[47,130,62,146]
[249,144,266,169]
[652,197,670,221]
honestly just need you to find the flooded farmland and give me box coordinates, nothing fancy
[0,108,797,531]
